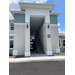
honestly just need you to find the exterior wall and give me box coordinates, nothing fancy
[9,21,14,34]
[9,31,14,34]
[9,36,14,39]
[14,14,25,23]
[25,8,50,23]
[50,15,57,24]
[14,24,25,55]
[50,25,59,53]
[46,23,52,55]
[9,8,61,56]
[36,18,45,36]
[25,22,30,56]
[59,36,65,52]
[25,8,52,56]
[39,24,47,54]
[9,50,13,54]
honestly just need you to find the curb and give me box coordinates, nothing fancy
[9,56,65,63]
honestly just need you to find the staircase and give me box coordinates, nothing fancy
[35,38,44,54]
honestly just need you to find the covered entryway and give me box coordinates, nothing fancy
[30,15,45,56]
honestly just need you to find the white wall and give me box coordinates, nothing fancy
[39,24,47,54]
[25,8,50,56]
[25,8,50,23]
[50,25,59,53]
[14,24,25,55]
[24,22,30,56]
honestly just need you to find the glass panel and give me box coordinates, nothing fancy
[47,34,50,38]
[11,27,14,30]
[10,40,13,45]
[10,45,13,48]
[11,23,14,27]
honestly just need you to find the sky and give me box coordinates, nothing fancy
[9,0,65,33]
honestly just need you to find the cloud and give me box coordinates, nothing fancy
[9,0,48,4]
[58,28,65,34]
[58,23,60,26]
[62,31,65,34]
[9,0,48,19]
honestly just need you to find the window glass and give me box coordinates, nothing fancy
[63,40,65,46]
[10,23,14,30]
[47,34,50,38]
[10,40,13,48]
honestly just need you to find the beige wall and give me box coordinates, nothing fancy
[14,24,25,55]
[50,26,59,53]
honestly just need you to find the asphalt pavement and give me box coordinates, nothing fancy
[9,61,65,75]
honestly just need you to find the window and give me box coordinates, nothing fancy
[10,40,13,48]
[59,38,62,48]
[63,39,65,47]
[47,34,51,38]
[10,23,14,30]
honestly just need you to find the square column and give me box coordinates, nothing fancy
[24,22,30,57]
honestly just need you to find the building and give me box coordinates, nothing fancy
[9,3,65,57]
[59,33,65,52]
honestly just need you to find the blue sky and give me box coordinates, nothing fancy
[9,0,65,33]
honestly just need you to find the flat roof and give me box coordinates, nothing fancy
[10,11,25,17]
[19,3,55,11]
[59,33,65,37]
[9,19,14,22]
[10,10,61,18]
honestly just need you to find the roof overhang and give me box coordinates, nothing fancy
[19,3,55,11]
[59,33,65,37]
[50,12,61,17]
[9,19,14,22]
[9,34,14,36]
[10,11,25,17]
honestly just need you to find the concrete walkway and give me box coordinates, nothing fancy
[9,56,65,63]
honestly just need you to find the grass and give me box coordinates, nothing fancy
[53,52,65,56]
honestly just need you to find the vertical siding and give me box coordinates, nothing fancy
[50,26,59,53]
[14,24,25,55]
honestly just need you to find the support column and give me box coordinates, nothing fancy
[24,22,30,57]
[45,23,52,55]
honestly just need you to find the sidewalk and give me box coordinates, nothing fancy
[9,56,65,63]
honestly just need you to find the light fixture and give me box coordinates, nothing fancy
[48,25,49,28]
[27,24,28,28]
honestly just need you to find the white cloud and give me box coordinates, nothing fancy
[58,23,60,26]
[62,31,65,34]
[9,0,48,19]
[9,0,47,4]
[58,28,65,34]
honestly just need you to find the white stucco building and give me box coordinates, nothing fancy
[9,3,65,57]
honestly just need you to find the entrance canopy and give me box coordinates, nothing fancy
[19,3,55,12]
